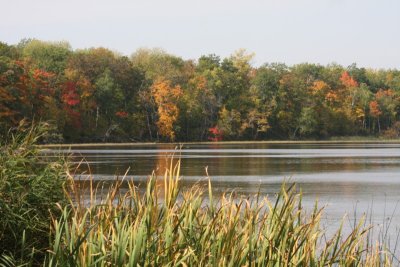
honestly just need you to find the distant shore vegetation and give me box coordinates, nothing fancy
[1,39,400,143]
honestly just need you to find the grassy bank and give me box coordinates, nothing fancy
[0,125,397,266]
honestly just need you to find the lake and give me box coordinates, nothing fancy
[44,142,400,239]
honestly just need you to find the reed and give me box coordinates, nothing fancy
[45,157,394,266]
[0,121,67,265]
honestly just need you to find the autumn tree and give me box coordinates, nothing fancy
[0,57,21,127]
[369,100,382,133]
[151,78,182,141]
[0,58,58,131]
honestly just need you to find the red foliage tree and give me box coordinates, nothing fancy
[62,81,80,107]
[61,81,82,129]
[115,111,129,118]
[208,126,223,141]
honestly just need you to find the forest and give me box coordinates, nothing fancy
[1,39,400,143]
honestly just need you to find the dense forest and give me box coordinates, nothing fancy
[1,39,399,143]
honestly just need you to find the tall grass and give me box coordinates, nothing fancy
[46,158,394,266]
[0,121,67,265]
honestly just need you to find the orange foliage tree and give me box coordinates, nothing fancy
[340,71,359,88]
[151,77,182,141]
[369,100,382,118]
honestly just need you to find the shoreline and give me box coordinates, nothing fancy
[39,138,400,148]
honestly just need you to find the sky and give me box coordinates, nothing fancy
[1,0,399,68]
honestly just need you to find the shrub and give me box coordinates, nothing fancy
[383,121,400,139]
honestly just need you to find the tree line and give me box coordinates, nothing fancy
[1,39,399,142]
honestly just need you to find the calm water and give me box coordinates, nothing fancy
[44,142,400,238]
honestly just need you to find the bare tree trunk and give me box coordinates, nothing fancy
[201,117,207,141]
[378,117,381,133]
[254,128,258,140]
[103,124,118,142]
[146,111,152,141]
[292,126,299,140]
[95,107,99,129]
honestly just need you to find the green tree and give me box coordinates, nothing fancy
[94,70,124,135]
[21,39,71,74]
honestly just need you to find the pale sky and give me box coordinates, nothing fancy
[1,0,399,68]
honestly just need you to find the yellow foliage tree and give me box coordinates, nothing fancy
[151,78,182,141]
